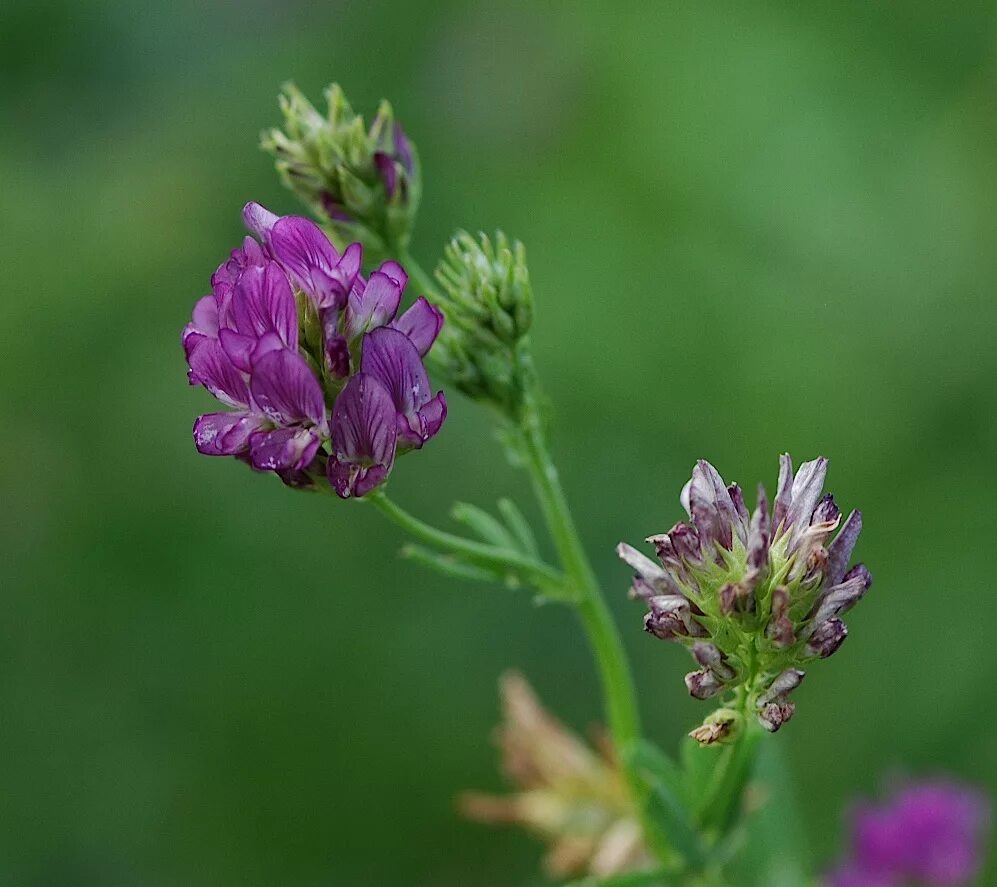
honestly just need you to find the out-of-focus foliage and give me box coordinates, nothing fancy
[1,1,995,884]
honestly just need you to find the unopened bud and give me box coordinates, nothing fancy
[261,83,421,257]
[431,231,534,416]
[805,618,848,659]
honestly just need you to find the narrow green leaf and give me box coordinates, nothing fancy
[699,726,762,838]
[625,741,707,871]
[681,735,719,818]
[722,738,813,885]
[497,497,539,555]
[400,544,502,583]
[630,739,687,808]
[451,501,518,549]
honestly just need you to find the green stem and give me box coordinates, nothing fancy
[514,390,642,750]
[367,491,564,589]
[510,394,679,864]
[700,687,763,839]
[399,244,651,857]
[399,249,444,303]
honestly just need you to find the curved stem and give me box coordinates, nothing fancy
[367,491,564,589]
[515,390,642,750]
[513,395,673,862]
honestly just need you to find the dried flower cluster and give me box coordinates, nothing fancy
[460,674,650,878]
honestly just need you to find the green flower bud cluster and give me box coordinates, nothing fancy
[431,231,535,418]
[261,83,421,258]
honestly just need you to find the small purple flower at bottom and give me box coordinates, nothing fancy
[826,780,991,887]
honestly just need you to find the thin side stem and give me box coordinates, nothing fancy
[367,491,564,589]
[399,249,444,303]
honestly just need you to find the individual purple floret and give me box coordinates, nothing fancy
[327,373,398,498]
[827,781,991,887]
[183,202,447,496]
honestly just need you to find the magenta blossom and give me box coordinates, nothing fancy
[183,203,446,496]
[827,781,991,887]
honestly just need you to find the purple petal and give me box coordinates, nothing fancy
[773,453,794,529]
[249,349,327,431]
[345,270,403,339]
[811,493,841,526]
[211,281,235,328]
[811,564,872,624]
[374,151,398,198]
[394,122,414,174]
[824,865,896,887]
[760,668,806,701]
[805,618,848,658]
[728,483,750,534]
[826,510,863,587]
[230,261,298,350]
[758,701,796,732]
[190,294,219,337]
[242,201,279,242]
[187,337,249,407]
[643,599,687,640]
[324,333,351,379]
[269,216,356,310]
[644,595,703,640]
[685,670,722,700]
[377,260,408,290]
[746,483,771,573]
[248,426,321,472]
[250,331,285,366]
[218,329,256,373]
[786,457,829,530]
[328,460,390,499]
[390,296,444,356]
[361,326,432,416]
[397,391,447,449]
[193,411,266,456]
[894,784,990,884]
[617,542,669,582]
[687,460,737,550]
[211,237,267,290]
[667,523,703,564]
[327,373,397,499]
[182,295,220,359]
[320,192,353,222]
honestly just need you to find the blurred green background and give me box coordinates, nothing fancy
[2,0,996,884]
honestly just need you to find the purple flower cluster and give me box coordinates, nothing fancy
[828,781,990,886]
[619,456,870,734]
[182,203,446,496]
